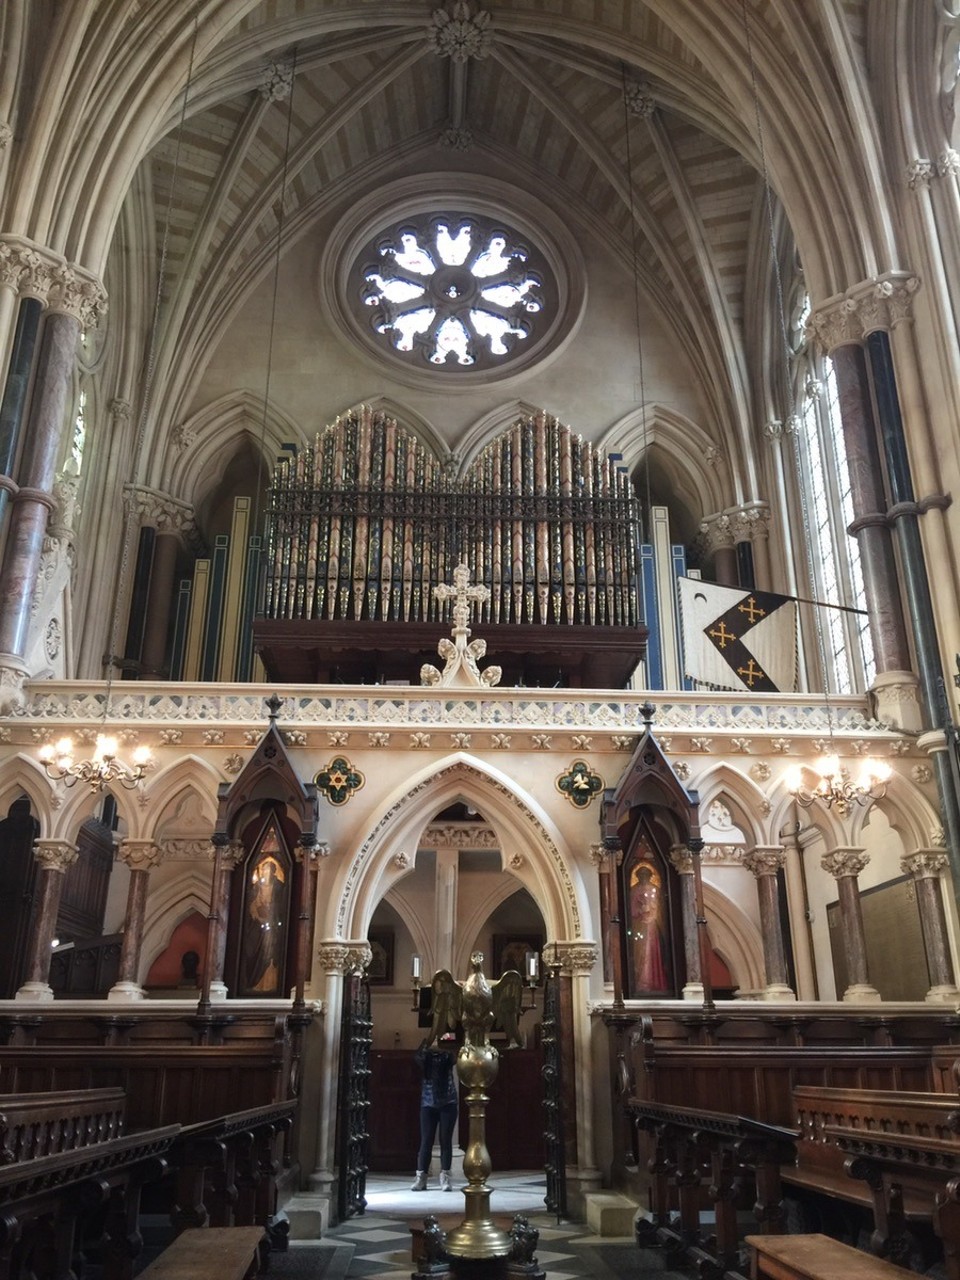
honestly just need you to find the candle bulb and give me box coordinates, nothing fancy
[525,951,539,981]
[411,955,422,983]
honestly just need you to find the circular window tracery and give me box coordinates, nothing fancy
[356,213,553,372]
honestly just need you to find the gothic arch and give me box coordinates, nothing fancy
[597,405,729,515]
[349,396,448,464]
[327,754,589,949]
[702,882,765,993]
[133,754,222,842]
[694,762,768,848]
[456,401,545,472]
[847,771,943,853]
[140,867,214,978]
[163,390,304,502]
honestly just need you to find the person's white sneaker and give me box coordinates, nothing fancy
[411,1171,428,1191]
[439,1170,452,1191]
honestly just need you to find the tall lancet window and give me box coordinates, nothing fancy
[792,295,875,693]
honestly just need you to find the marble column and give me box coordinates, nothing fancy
[742,846,795,1000]
[0,309,79,661]
[15,839,79,1001]
[108,840,163,1001]
[820,848,880,1002]
[0,296,43,530]
[810,287,920,731]
[201,838,245,1003]
[590,840,623,1006]
[668,844,702,1001]
[901,850,960,1002]
[309,940,373,1213]
[732,505,772,591]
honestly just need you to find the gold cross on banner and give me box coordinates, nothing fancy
[708,620,737,649]
[737,596,766,624]
[736,658,765,687]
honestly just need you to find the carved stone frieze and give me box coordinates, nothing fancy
[162,839,216,861]
[543,941,597,975]
[317,940,372,975]
[743,846,786,877]
[34,840,79,873]
[118,840,163,871]
[821,848,870,879]
[421,823,499,849]
[901,850,948,879]
[701,844,746,866]
[808,273,920,351]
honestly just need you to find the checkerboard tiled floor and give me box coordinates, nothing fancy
[321,1173,691,1278]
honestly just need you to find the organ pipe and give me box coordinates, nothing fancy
[262,407,641,628]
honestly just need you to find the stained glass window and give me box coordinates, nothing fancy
[357,214,550,371]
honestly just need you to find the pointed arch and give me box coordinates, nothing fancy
[456,401,544,472]
[163,390,305,502]
[327,754,589,949]
[347,396,448,463]
[693,762,768,848]
[702,882,765,993]
[141,865,215,976]
[597,404,728,516]
[0,755,57,834]
[134,754,222,842]
[848,771,942,853]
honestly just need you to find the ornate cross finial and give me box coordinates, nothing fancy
[421,564,501,688]
[266,694,283,722]
[434,562,489,639]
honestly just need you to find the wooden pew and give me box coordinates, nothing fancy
[745,1232,916,1278]
[628,1098,798,1278]
[169,1099,297,1242]
[0,1121,179,1280]
[138,1226,265,1280]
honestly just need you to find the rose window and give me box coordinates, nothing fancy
[357,214,551,371]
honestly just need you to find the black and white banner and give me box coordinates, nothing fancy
[678,577,798,694]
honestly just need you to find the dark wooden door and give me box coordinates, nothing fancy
[336,974,371,1218]
[465,1045,545,1171]
[368,1051,422,1171]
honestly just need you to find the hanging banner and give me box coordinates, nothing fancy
[677,577,798,693]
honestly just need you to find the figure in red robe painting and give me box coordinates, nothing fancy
[629,861,669,993]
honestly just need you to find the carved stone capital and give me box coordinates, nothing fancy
[47,265,108,327]
[743,845,786,877]
[821,847,869,879]
[123,484,197,538]
[728,504,771,543]
[109,398,132,424]
[48,468,81,541]
[34,840,79,873]
[906,157,936,189]
[317,940,373,975]
[219,841,247,870]
[0,121,11,151]
[901,850,949,879]
[808,273,920,351]
[117,839,163,871]
[542,940,597,975]
[699,512,736,551]
[669,844,694,875]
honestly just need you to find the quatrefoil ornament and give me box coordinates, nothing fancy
[556,759,603,808]
[315,756,365,806]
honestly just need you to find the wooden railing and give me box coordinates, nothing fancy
[0,1087,125,1162]
[627,1097,798,1279]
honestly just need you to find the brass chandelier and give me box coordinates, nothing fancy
[784,755,891,817]
[38,734,151,791]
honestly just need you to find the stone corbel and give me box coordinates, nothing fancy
[317,939,373,976]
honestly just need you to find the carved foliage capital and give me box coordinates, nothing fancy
[34,840,79,873]
[808,274,920,351]
[317,939,373,975]
[821,847,869,879]
[668,844,694,875]
[743,845,786,877]
[901,850,948,879]
[124,484,196,535]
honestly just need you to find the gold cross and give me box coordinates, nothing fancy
[708,621,737,649]
[737,596,766,624]
[736,658,765,687]
[434,563,490,637]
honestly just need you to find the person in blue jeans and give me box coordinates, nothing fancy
[411,1033,459,1191]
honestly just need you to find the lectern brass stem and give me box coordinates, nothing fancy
[444,1041,512,1259]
